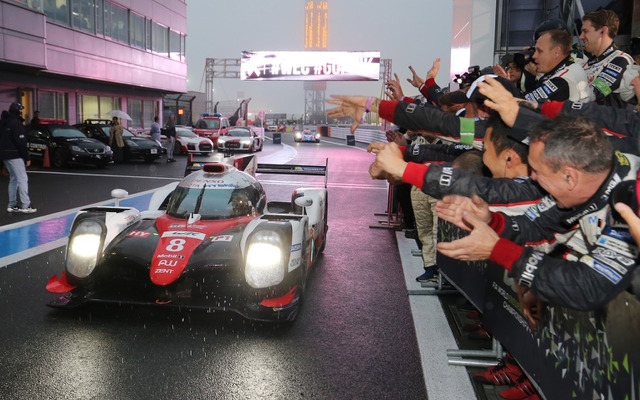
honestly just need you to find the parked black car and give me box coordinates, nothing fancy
[74,119,165,162]
[25,120,113,168]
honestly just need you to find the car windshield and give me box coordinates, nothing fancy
[198,119,220,129]
[51,126,88,138]
[100,126,134,138]
[166,184,257,220]
[177,129,196,137]
[227,129,251,137]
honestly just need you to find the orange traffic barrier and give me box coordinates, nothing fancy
[43,147,50,168]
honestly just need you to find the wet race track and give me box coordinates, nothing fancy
[0,133,428,399]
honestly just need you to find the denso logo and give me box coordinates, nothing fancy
[170,223,206,229]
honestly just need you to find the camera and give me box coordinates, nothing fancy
[453,65,482,89]
[513,47,535,68]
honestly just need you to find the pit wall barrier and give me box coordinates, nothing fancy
[324,125,386,144]
[439,221,640,399]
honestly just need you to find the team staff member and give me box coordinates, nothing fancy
[580,9,634,108]
[536,98,640,155]
[524,30,593,103]
[368,113,545,216]
[0,102,36,214]
[434,114,639,312]
[327,76,519,150]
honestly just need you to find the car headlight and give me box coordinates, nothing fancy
[218,138,226,145]
[71,145,85,152]
[66,219,105,278]
[295,132,302,139]
[105,145,113,153]
[241,139,251,145]
[245,230,285,288]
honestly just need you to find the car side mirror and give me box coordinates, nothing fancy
[294,196,313,208]
[111,188,129,207]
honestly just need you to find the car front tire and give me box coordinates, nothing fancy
[52,148,68,168]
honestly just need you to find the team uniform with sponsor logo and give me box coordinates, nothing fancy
[524,57,593,103]
[488,151,640,310]
[378,100,487,150]
[401,159,549,216]
[582,44,634,108]
[539,100,640,155]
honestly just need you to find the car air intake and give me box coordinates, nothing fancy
[202,163,229,173]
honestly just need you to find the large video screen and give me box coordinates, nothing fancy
[241,51,380,81]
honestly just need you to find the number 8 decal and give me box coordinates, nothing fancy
[166,238,186,252]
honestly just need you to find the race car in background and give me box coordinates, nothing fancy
[46,153,329,322]
[173,127,214,155]
[294,127,320,143]
[217,127,264,152]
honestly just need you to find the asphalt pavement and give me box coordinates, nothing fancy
[0,135,455,399]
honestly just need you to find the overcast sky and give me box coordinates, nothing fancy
[186,0,454,117]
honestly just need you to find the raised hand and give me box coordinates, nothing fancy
[407,65,425,88]
[426,58,441,81]
[436,208,499,261]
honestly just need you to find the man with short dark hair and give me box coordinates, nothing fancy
[0,102,36,213]
[580,9,634,107]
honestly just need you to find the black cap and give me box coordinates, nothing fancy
[8,102,23,115]
[466,75,519,105]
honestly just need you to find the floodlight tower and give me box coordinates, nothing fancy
[304,1,328,124]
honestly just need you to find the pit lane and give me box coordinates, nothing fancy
[0,133,434,399]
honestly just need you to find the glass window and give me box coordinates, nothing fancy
[152,22,168,55]
[104,1,128,44]
[72,0,94,33]
[44,0,70,25]
[181,34,186,61]
[7,0,43,12]
[143,100,157,128]
[170,29,180,60]
[95,0,103,35]
[130,12,145,50]
[127,98,142,128]
[145,19,152,51]
[77,94,120,122]
[79,94,99,122]
[38,91,68,121]
[100,96,116,119]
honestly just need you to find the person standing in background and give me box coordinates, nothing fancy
[109,117,124,162]
[165,114,176,163]
[150,116,162,147]
[0,102,36,213]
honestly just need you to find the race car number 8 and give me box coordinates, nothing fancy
[166,239,186,252]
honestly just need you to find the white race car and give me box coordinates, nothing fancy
[217,127,264,152]
[174,127,214,155]
[46,153,329,322]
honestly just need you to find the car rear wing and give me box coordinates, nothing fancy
[257,158,328,188]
